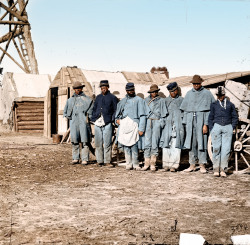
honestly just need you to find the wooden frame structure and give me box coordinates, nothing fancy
[0,0,39,74]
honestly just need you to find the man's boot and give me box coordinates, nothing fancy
[150,155,157,171]
[220,170,227,178]
[142,158,150,171]
[183,164,195,172]
[213,168,220,177]
[199,164,207,174]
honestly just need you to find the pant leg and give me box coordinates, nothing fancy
[124,146,132,165]
[220,124,233,170]
[163,138,181,169]
[144,119,152,158]
[81,143,89,162]
[95,125,104,163]
[72,143,80,160]
[211,123,222,169]
[131,142,139,168]
[151,120,162,157]
[189,122,198,164]
[103,123,113,164]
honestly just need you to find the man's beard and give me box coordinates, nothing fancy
[128,92,135,97]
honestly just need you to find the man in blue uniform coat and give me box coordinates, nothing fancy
[161,82,184,172]
[91,80,118,167]
[180,75,215,173]
[115,83,146,170]
[63,81,93,165]
[208,86,238,177]
[142,84,168,171]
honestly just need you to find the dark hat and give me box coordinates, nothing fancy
[73,81,85,89]
[148,84,160,93]
[167,82,178,92]
[190,74,203,84]
[99,80,109,87]
[216,86,225,96]
[125,82,135,91]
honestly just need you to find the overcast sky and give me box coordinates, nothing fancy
[1,0,250,77]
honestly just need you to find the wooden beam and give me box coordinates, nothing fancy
[0,2,28,22]
[0,28,22,44]
[0,46,26,72]
[0,20,29,25]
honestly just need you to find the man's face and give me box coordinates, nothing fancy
[101,86,109,95]
[217,95,225,101]
[74,88,83,95]
[150,91,158,99]
[170,89,178,98]
[192,83,202,91]
[126,89,135,97]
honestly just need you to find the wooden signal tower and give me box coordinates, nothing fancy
[0,0,39,74]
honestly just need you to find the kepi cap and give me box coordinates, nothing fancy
[99,80,109,87]
[216,86,225,96]
[167,82,178,92]
[126,82,135,91]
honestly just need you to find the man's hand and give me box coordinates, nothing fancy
[116,119,120,125]
[139,131,144,136]
[64,117,68,122]
[203,125,208,134]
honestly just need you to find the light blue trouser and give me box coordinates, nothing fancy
[144,119,161,158]
[124,142,139,168]
[211,123,233,170]
[94,123,113,164]
[162,137,181,169]
[72,143,89,162]
[189,120,207,164]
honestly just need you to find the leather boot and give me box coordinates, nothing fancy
[199,164,207,174]
[150,155,157,171]
[142,158,150,171]
[183,164,195,172]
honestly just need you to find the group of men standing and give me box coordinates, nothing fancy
[63,74,238,178]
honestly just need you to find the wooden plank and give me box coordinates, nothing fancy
[15,106,18,132]
[14,97,44,102]
[18,125,44,130]
[17,105,44,109]
[17,109,44,113]
[17,113,44,117]
[18,130,43,133]
[17,116,44,121]
[17,121,44,126]
[47,89,51,138]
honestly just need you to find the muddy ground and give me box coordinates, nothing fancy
[0,132,249,245]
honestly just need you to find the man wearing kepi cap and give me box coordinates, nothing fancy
[142,84,168,171]
[160,82,184,172]
[208,86,238,177]
[180,75,215,173]
[115,83,146,170]
[91,80,118,167]
[63,81,93,165]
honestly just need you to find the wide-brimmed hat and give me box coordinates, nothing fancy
[73,81,85,89]
[126,82,135,91]
[216,86,225,96]
[167,82,178,92]
[99,80,109,87]
[190,75,203,84]
[148,84,160,93]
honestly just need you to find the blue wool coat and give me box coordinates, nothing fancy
[92,90,118,124]
[161,95,184,149]
[63,92,93,144]
[180,87,215,150]
[144,95,168,149]
[115,95,146,149]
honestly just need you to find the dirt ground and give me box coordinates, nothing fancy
[0,132,249,245]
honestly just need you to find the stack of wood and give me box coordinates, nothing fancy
[13,99,44,133]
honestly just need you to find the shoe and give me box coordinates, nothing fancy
[183,164,195,172]
[214,171,219,177]
[70,160,79,165]
[141,158,150,171]
[199,164,207,174]
[105,163,115,168]
[81,161,88,165]
[150,155,157,171]
[160,167,169,172]
[134,166,142,171]
[97,163,103,167]
[170,168,176,172]
[126,164,132,170]
[220,170,227,178]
